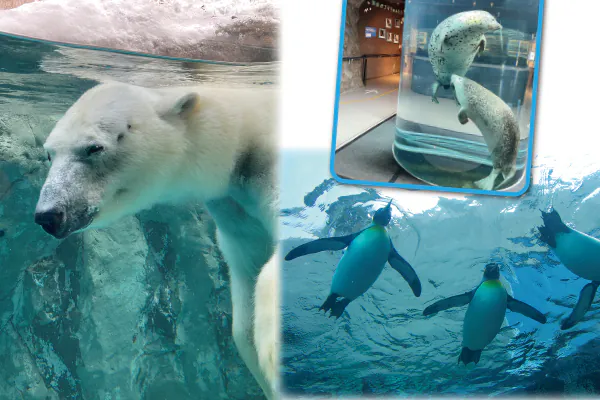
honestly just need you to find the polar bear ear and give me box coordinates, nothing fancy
[163,93,200,119]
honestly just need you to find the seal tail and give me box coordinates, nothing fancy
[474,168,501,191]
[319,294,351,319]
[458,347,482,365]
[497,165,517,189]
[538,208,569,249]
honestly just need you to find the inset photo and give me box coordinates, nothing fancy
[332,0,545,196]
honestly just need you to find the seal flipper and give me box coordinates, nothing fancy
[538,208,570,249]
[432,81,441,104]
[458,108,469,125]
[284,230,363,261]
[477,37,486,55]
[561,281,600,330]
[459,347,482,365]
[388,243,422,297]
[496,165,517,190]
[506,295,547,324]
[452,90,461,107]
[474,168,500,191]
[320,293,351,319]
[423,290,475,316]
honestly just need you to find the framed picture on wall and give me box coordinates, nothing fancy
[379,28,386,39]
[395,18,401,28]
[387,32,393,42]
[394,34,400,44]
[385,18,392,29]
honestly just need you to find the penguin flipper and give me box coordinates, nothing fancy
[506,295,547,324]
[561,281,599,330]
[423,290,474,316]
[388,244,422,297]
[538,208,570,249]
[459,347,482,365]
[284,230,362,261]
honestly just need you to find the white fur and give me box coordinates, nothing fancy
[41,82,280,398]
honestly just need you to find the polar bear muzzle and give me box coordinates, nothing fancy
[34,158,100,239]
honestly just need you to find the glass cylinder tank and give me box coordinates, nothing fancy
[393,0,541,192]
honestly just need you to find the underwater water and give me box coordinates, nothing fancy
[281,150,600,397]
[393,0,541,191]
[0,33,277,399]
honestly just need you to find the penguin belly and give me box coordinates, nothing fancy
[330,226,391,300]
[462,280,507,351]
[555,229,600,281]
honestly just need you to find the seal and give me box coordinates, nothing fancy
[451,75,519,191]
[423,263,546,365]
[284,200,422,318]
[428,10,502,103]
[538,208,600,330]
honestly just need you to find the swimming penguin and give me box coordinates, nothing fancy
[451,75,519,191]
[284,200,421,318]
[428,10,502,103]
[423,263,546,365]
[538,208,600,330]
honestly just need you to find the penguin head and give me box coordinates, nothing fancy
[483,263,501,280]
[373,199,393,226]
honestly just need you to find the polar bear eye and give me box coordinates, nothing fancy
[86,145,104,156]
[47,153,51,162]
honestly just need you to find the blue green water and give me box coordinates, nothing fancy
[281,149,600,397]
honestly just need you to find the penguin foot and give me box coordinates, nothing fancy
[431,96,440,104]
[319,294,350,319]
[458,347,482,365]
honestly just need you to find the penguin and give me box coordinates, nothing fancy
[428,10,502,103]
[284,200,421,318]
[423,263,546,365]
[538,208,600,330]
[451,74,519,191]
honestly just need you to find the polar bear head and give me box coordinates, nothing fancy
[34,82,230,239]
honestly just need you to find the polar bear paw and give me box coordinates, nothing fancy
[254,249,280,396]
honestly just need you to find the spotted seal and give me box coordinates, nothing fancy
[428,10,502,103]
[451,75,519,191]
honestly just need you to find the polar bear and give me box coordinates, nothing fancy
[33,82,280,399]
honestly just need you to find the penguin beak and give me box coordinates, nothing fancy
[373,200,393,226]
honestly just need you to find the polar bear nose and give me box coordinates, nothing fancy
[34,208,65,237]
